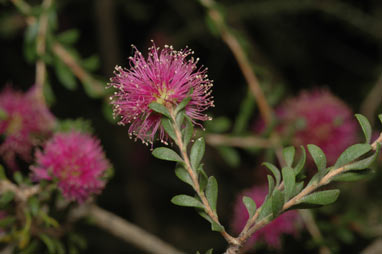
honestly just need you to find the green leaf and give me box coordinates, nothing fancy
[82,55,100,71]
[263,162,281,186]
[0,191,14,208]
[152,147,183,163]
[205,249,214,254]
[294,146,306,175]
[332,168,374,182]
[54,58,77,90]
[175,96,191,115]
[182,116,193,147]
[233,90,255,134]
[171,195,204,209]
[258,195,273,220]
[206,176,218,213]
[190,137,205,170]
[299,189,340,206]
[307,144,326,172]
[267,175,275,194]
[57,29,79,45]
[0,107,7,120]
[242,196,257,218]
[334,144,372,168]
[161,118,177,142]
[282,167,295,201]
[25,21,39,43]
[39,234,56,253]
[148,102,171,118]
[211,221,224,232]
[292,181,305,197]
[205,117,231,133]
[176,111,185,126]
[39,211,59,228]
[283,146,295,167]
[355,114,372,144]
[197,165,208,192]
[379,114,382,124]
[272,189,284,217]
[28,196,39,216]
[217,146,240,167]
[344,146,379,171]
[175,166,193,187]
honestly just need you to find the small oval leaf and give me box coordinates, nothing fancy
[152,147,183,162]
[294,146,306,175]
[307,144,326,172]
[299,189,340,206]
[334,144,372,168]
[272,189,284,217]
[263,162,281,186]
[161,118,177,142]
[355,114,372,144]
[171,195,204,209]
[242,196,257,218]
[190,137,205,170]
[175,167,193,187]
[206,176,218,213]
[149,102,171,118]
[283,146,295,167]
[282,167,296,201]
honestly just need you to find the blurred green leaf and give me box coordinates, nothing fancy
[28,196,39,216]
[39,234,56,253]
[171,195,204,209]
[152,147,183,163]
[182,116,193,147]
[13,171,23,184]
[54,58,77,90]
[294,146,306,175]
[233,90,255,134]
[0,165,6,180]
[355,114,372,144]
[272,189,284,217]
[82,55,100,71]
[57,29,79,45]
[0,215,16,227]
[190,137,205,170]
[161,117,176,142]
[332,168,374,182]
[267,175,275,194]
[206,117,231,133]
[175,96,191,115]
[334,144,372,168]
[217,146,240,168]
[345,146,379,171]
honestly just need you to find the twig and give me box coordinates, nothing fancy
[205,133,273,148]
[52,42,106,97]
[224,133,382,253]
[168,107,239,246]
[360,74,382,125]
[0,180,39,202]
[299,210,331,254]
[199,0,273,126]
[87,205,185,254]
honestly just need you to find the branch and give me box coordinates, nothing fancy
[86,205,185,254]
[199,0,273,126]
[0,180,39,202]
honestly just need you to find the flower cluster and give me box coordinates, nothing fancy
[0,86,56,169]
[255,90,358,164]
[31,131,110,203]
[232,185,299,249]
[109,42,214,145]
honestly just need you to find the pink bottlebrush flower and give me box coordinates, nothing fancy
[108,42,214,145]
[0,86,56,170]
[254,90,358,165]
[31,131,110,203]
[232,185,299,249]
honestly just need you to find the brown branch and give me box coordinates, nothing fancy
[52,42,106,97]
[0,180,39,202]
[199,0,273,126]
[87,205,185,254]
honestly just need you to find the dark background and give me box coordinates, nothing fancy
[0,0,381,253]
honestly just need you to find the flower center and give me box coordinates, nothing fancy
[154,83,174,107]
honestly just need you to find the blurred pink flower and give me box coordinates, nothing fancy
[109,42,214,145]
[255,90,358,165]
[0,86,55,170]
[31,131,110,203]
[232,185,299,249]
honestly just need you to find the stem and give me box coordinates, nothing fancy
[87,205,184,254]
[225,133,382,253]
[168,108,238,245]
[0,180,39,202]
[199,0,274,126]
[205,133,273,148]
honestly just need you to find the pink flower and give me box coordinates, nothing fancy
[31,131,110,203]
[0,86,56,170]
[255,90,358,165]
[232,185,299,249]
[108,42,214,145]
